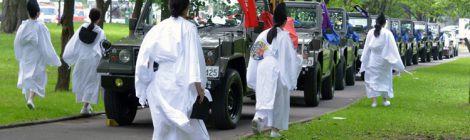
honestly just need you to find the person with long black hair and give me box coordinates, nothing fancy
[14,0,61,110]
[62,8,106,114]
[134,0,209,139]
[247,3,302,138]
[359,13,405,108]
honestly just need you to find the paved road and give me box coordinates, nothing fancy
[0,54,464,140]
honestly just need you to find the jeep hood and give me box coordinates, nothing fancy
[297,32,313,45]
[200,33,223,48]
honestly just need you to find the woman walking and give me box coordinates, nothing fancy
[360,13,405,107]
[63,8,106,114]
[14,0,61,110]
[134,0,209,139]
[247,3,302,138]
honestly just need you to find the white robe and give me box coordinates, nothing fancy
[14,19,61,98]
[63,23,106,104]
[135,16,209,140]
[360,29,405,98]
[246,28,302,130]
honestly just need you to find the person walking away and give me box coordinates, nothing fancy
[62,8,106,114]
[359,13,405,108]
[14,0,62,110]
[247,3,302,138]
[134,0,209,139]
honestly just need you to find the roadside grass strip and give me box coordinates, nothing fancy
[244,58,470,139]
[0,23,127,125]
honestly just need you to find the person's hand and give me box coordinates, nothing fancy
[139,96,147,108]
[197,88,205,104]
[195,82,205,104]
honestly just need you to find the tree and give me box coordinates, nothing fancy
[55,0,74,91]
[96,0,111,28]
[1,0,28,33]
[129,0,143,37]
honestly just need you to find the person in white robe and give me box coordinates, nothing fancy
[63,8,106,114]
[134,0,209,139]
[359,13,405,108]
[247,3,302,138]
[14,0,61,110]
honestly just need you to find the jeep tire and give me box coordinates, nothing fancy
[335,58,345,90]
[304,64,321,107]
[104,89,138,126]
[345,60,355,86]
[212,68,243,130]
[321,69,335,100]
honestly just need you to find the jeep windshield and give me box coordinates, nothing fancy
[349,16,368,30]
[329,11,344,31]
[401,22,412,35]
[415,23,426,34]
[287,6,317,29]
[195,0,242,28]
[429,24,439,38]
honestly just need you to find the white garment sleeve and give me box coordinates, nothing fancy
[62,26,82,66]
[279,34,302,90]
[14,23,38,61]
[359,32,372,73]
[382,32,405,72]
[37,24,61,66]
[246,57,258,89]
[135,27,158,104]
[186,26,207,88]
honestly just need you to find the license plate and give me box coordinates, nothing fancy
[206,66,219,78]
[307,57,314,66]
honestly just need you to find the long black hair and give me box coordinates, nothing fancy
[374,13,386,37]
[87,8,101,31]
[267,3,287,44]
[170,0,189,18]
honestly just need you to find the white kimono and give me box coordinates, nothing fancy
[135,16,209,140]
[14,19,61,98]
[246,28,302,130]
[63,23,106,104]
[360,29,405,98]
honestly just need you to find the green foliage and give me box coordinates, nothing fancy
[0,23,127,125]
[325,0,470,21]
[244,58,470,139]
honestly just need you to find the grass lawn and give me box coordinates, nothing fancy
[0,23,127,125]
[245,58,470,139]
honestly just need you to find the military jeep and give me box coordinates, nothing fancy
[400,19,419,66]
[348,12,371,81]
[97,0,253,130]
[427,23,443,60]
[387,18,407,67]
[328,8,357,90]
[414,21,432,63]
[286,1,337,106]
[252,1,337,107]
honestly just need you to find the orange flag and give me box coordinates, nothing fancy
[238,0,258,28]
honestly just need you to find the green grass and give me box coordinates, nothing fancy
[0,23,127,125]
[244,58,470,139]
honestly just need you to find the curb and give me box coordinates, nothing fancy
[240,96,364,138]
[0,112,105,130]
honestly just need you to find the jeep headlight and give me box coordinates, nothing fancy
[119,49,131,63]
[204,49,217,66]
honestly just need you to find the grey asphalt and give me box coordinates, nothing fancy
[0,54,463,140]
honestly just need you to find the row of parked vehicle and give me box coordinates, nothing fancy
[95,0,459,130]
[352,15,460,80]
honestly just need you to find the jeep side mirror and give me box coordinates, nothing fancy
[101,40,112,58]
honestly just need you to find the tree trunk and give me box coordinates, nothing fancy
[55,0,74,91]
[1,0,28,33]
[96,0,111,28]
[129,0,143,37]
[160,0,170,20]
